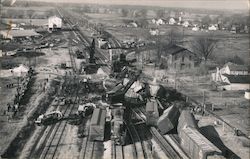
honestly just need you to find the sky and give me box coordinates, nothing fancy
[24,0,249,10]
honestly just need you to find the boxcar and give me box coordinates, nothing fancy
[157,105,180,134]
[111,118,126,145]
[89,108,106,141]
[177,110,198,134]
[145,99,159,126]
[180,127,224,159]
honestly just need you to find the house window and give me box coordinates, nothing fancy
[181,64,185,70]
[188,64,191,68]
[174,55,177,60]
[189,55,192,60]
[182,56,184,62]
[174,63,176,68]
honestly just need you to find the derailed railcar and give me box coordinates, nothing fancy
[180,127,225,159]
[145,99,159,126]
[110,104,127,145]
[177,110,198,134]
[157,105,180,134]
[89,108,106,141]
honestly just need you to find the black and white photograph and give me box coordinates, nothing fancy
[0,0,249,158]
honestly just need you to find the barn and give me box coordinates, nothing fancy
[48,16,62,31]
[160,44,197,72]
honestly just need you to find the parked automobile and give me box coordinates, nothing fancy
[35,111,63,125]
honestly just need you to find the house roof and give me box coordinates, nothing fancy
[225,62,249,72]
[162,44,194,56]
[223,74,250,84]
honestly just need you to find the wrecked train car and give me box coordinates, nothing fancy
[145,99,159,126]
[157,105,180,134]
[179,127,224,159]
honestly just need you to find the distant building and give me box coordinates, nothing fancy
[192,26,199,31]
[161,44,197,72]
[156,19,165,25]
[48,16,62,31]
[168,18,176,25]
[220,62,249,75]
[182,21,189,27]
[208,25,217,31]
[149,28,159,36]
[212,62,250,90]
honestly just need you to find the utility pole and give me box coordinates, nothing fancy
[202,91,205,114]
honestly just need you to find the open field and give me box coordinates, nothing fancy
[86,12,250,64]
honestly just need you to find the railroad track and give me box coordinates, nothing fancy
[57,7,111,73]
[127,122,147,159]
[38,90,80,159]
[69,47,77,73]
[133,108,189,159]
[112,143,124,159]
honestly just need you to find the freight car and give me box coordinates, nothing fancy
[145,99,159,126]
[89,108,106,141]
[110,103,127,145]
[177,110,198,134]
[179,127,224,159]
[157,105,180,134]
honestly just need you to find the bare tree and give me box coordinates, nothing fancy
[192,35,217,63]
[167,28,182,44]
[121,8,129,17]
[156,9,165,18]
[27,9,34,25]
[135,9,147,18]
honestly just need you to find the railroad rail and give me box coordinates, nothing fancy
[38,91,80,159]
[126,123,147,159]
[113,144,124,159]
[133,108,189,159]
[57,8,110,67]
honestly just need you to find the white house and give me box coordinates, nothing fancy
[192,26,199,31]
[182,21,189,27]
[212,63,250,90]
[48,16,62,31]
[169,18,176,25]
[149,28,159,36]
[156,19,165,25]
[208,25,217,31]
